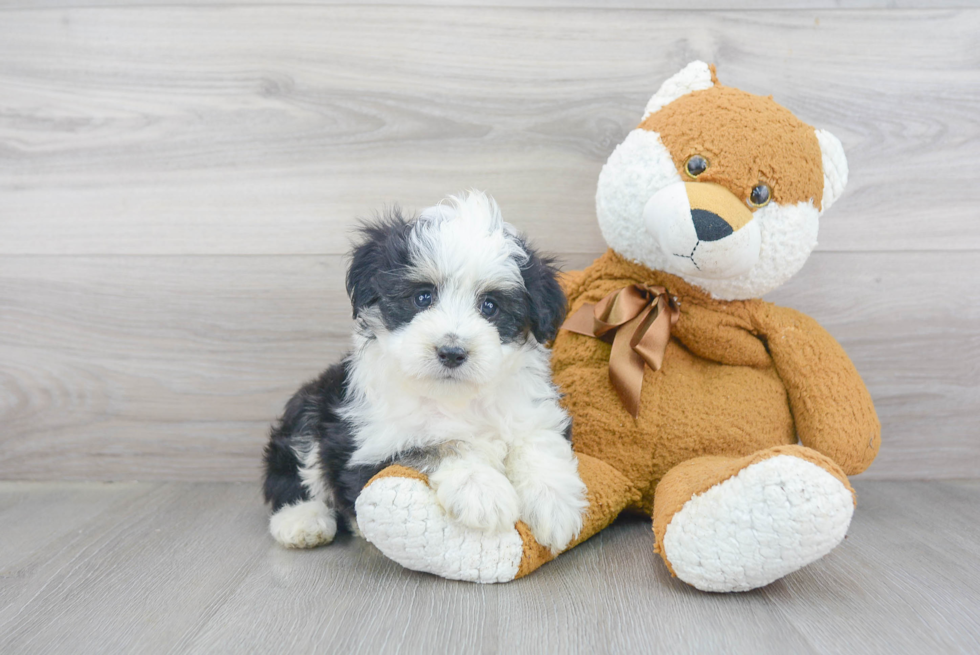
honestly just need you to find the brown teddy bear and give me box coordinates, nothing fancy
[354,61,880,592]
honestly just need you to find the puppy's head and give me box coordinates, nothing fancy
[346,191,565,391]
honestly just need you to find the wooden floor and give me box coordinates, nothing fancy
[0,479,977,654]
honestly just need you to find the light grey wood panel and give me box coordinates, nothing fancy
[1,7,978,255]
[0,480,978,654]
[766,250,980,480]
[1,1,975,10]
[0,251,976,481]
[0,255,353,481]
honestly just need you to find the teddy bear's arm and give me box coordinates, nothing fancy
[753,304,880,475]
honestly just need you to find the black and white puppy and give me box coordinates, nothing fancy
[263,191,587,553]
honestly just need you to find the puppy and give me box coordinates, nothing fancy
[263,191,588,553]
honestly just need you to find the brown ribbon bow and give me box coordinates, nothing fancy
[560,285,679,418]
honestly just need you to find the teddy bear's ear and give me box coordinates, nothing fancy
[815,129,849,212]
[642,60,717,120]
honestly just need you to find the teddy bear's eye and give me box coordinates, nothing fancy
[749,184,771,208]
[685,155,708,178]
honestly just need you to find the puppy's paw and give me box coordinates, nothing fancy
[518,473,588,553]
[269,500,337,549]
[430,463,520,534]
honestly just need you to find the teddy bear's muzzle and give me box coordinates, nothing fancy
[644,181,761,280]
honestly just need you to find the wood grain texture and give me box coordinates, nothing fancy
[1,7,978,255]
[1,4,977,482]
[0,256,351,481]
[1,251,976,481]
[2,1,976,11]
[0,480,978,654]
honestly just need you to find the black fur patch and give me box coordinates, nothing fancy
[263,361,384,525]
[516,239,567,343]
[481,241,567,345]
[375,275,435,332]
[345,209,415,322]
[262,435,307,512]
[481,287,532,344]
[264,359,412,528]
[345,209,441,332]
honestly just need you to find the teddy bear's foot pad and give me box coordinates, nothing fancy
[663,455,854,592]
[355,476,523,583]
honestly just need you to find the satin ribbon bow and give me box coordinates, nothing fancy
[560,284,679,418]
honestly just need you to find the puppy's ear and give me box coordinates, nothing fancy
[346,238,382,319]
[346,211,410,319]
[519,242,567,343]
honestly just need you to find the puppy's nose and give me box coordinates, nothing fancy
[436,346,468,369]
[691,209,734,242]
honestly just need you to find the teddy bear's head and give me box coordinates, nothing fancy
[596,61,848,300]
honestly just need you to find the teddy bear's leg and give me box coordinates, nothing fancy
[355,454,639,583]
[652,444,855,593]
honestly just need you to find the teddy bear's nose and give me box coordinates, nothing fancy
[691,209,734,242]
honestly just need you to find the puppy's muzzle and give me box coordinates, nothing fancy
[436,345,468,369]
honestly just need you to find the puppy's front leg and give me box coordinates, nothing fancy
[429,456,520,534]
[506,433,588,553]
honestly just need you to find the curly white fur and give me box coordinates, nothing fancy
[343,192,587,552]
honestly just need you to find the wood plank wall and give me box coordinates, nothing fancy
[1,3,977,481]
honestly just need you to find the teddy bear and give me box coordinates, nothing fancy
[352,61,881,592]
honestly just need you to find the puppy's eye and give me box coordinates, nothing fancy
[480,298,498,318]
[685,155,708,178]
[413,290,432,309]
[749,183,771,207]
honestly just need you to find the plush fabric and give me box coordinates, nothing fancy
[355,62,880,591]
[655,451,855,591]
[556,250,880,505]
[639,83,826,210]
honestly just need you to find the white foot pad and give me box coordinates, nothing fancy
[355,476,523,583]
[663,455,854,592]
[269,500,337,549]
